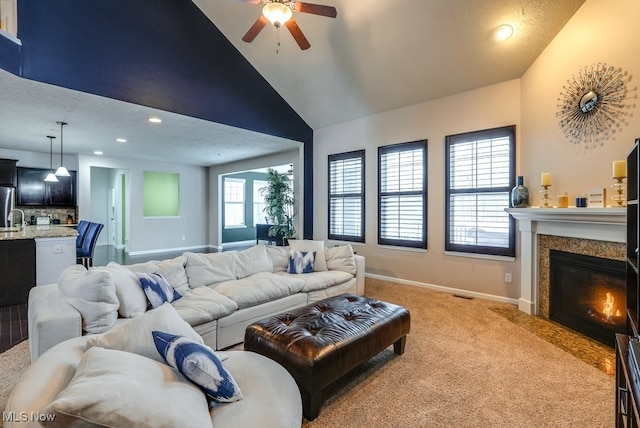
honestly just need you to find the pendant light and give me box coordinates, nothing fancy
[54,121,71,177]
[44,136,59,182]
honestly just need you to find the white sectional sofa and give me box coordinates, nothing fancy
[28,241,365,362]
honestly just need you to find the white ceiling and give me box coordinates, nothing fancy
[0,0,585,167]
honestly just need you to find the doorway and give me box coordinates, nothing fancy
[89,166,129,250]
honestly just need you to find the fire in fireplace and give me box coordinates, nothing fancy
[549,250,626,347]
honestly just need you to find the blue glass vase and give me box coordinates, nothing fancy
[511,176,529,208]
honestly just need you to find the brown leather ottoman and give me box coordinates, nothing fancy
[244,293,410,420]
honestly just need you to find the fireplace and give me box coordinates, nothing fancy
[549,250,626,347]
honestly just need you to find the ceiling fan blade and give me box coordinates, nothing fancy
[235,0,262,3]
[242,15,269,43]
[293,2,337,18]
[285,19,310,50]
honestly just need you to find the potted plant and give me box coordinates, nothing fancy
[260,168,295,245]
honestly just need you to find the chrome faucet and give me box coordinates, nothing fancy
[10,208,25,230]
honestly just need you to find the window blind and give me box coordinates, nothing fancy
[445,126,515,256]
[328,150,364,242]
[378,140,427,248]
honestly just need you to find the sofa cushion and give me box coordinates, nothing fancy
[236,244,273,278]
[212,272,305,310]
[153,331,243,403]
[184,251,239,288]
[288,239,328,271]
[57,265,119,334]
[125,256,190,295]
[137,272,182,308]
[325,244,357,275]
[155,255,190,295]
[40,347,213,428]
[171,286,238,326]
[287,250,316,274]
[275,270,355,292]
[106,262,148,318]
[266,245,289,272]
[87,303,204,363]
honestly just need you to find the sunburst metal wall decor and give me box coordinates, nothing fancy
[556,63,633,148]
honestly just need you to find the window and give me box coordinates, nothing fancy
[328,150,365,242]
[224,177,245,227]
[378,140,427,248]
[445,125,515,257]
[253,179,268,226]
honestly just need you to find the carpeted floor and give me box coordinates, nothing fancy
[0,278,615,427]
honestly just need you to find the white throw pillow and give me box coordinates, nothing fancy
[40,347,213,428]
[288,239,328,271]
[57,265,119,334]
[86,303,204,363]
[106,262,148,318]
[325,244,357,275]
[235,244,273,278]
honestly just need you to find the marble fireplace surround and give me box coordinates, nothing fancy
[507,208,626,316]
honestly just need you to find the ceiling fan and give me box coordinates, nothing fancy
[239,0,337,50]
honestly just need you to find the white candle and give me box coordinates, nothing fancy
[541,172,551,186]
[613,160,626,179]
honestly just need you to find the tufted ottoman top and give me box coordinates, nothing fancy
[244,293,410,420]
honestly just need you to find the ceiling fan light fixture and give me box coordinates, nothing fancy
[262,3,292,28]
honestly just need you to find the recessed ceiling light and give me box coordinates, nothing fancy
[116,138,127,143]
[148,117,162,124]
[94,151,104,155]
[495,24,513,41]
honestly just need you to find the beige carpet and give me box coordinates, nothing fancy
[0,279,614,427]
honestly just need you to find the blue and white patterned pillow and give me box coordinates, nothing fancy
[152,331,243,403]
[287,250,316,274]
[137,272,181,309]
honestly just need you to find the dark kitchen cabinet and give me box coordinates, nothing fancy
[0,158,17,187]
[0,238,36,307]
[17,167,47,206]
[48,171,77,206]
[17,167,77,207]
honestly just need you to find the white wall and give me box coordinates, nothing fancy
[313,0,640,301]
[78,154,209,255]
[520,0,640,201]
[314,80,521,300]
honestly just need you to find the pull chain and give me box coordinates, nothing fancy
[276,27,281,54]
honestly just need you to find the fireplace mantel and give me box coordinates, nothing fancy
[506,207,626,315]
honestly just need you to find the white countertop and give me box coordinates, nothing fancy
[0,225,78,241]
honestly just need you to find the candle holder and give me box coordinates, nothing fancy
[540,185,552,208]
[611,177,626,207]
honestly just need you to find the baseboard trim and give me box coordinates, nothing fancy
[126,245,215,256]
[365,273,519,306]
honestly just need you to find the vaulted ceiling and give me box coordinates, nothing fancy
[0,0,585,166]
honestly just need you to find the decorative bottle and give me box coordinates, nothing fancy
[511,176,529,208]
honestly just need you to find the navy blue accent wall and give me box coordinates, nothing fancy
[17,0,312,143]
[8,0,314,238]
[0,35,21,75]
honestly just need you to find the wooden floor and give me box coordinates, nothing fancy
[0,304,28,354]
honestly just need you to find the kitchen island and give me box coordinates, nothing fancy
[0,225,77,307]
